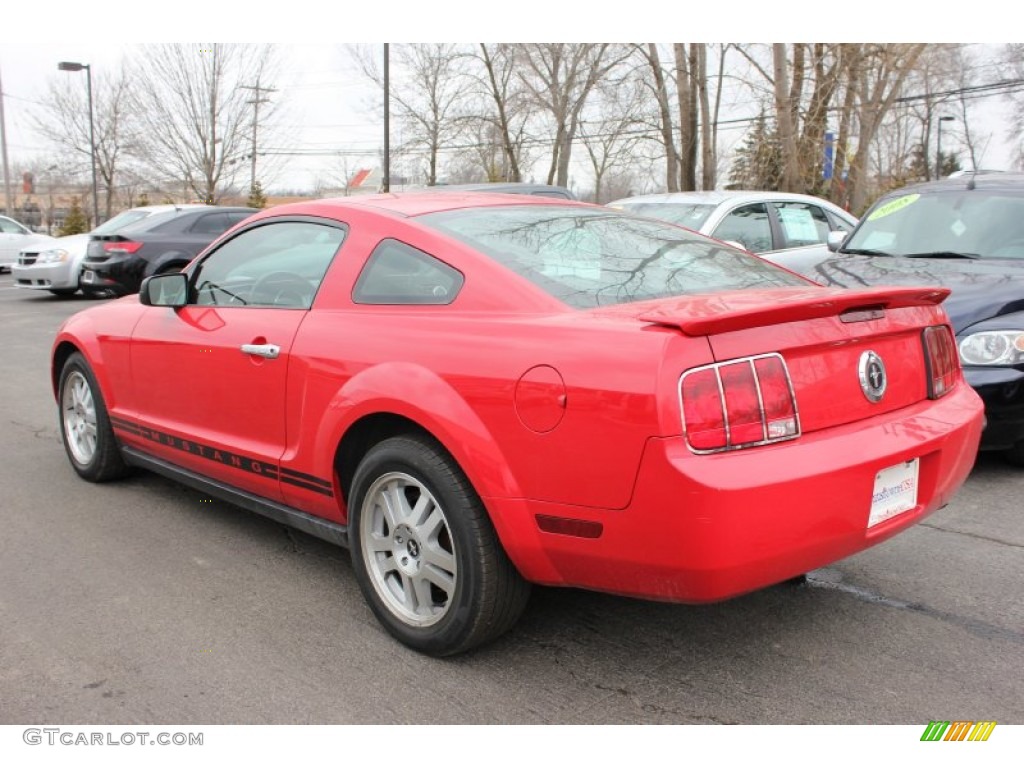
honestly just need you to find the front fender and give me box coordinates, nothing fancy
[51,302,145,414]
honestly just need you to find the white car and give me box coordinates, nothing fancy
[0,215,54,272]
[607,191,857,267]
[12,204,210,297]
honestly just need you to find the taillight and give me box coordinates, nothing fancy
[103,240,143,256]
[680,353,800,453]
[923,325,959,399]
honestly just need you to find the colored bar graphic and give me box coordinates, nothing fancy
[945,721,973,741]
[968,722,997,742]
[920,720,996,742]
[921,721,950,741]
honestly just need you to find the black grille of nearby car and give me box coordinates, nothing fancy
[18,253,38,266]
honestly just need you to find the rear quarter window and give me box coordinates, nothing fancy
[353,239,464,305]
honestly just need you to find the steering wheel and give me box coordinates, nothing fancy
[250,271,313,307]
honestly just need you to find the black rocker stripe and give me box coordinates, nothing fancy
[110,416,334,497]
[278,466,333,490]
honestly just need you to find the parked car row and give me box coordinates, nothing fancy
[11,205,254,297]
[16,181,1022,469]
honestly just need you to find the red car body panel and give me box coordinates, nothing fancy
[52,193,985,603]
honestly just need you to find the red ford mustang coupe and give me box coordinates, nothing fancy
[52,193,984,655]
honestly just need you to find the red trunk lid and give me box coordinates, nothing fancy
[634,286,954,435]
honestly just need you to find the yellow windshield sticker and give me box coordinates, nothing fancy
[867,193,920,221]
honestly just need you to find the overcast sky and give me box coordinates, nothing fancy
[1,9,1018,194]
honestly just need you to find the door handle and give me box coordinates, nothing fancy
[240,343,280,359]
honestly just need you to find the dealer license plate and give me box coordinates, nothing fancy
[868,459,919,528]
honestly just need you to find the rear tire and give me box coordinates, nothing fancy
[349,435,530,656]
[58,352,130,482]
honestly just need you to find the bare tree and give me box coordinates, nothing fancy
[474,44,535,182]
[517,43,630,187]
[354,44,470,186]
[579,78,647,203]
[131,44,277,202]
[773,44,801,191]
[34,63,136,220]
[845,44,928,212]
[636,44,679,192]
[673,44,700,190]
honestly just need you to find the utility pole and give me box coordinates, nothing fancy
[0,64,14,217]
[383,43,390,193]
[241,76,276,194]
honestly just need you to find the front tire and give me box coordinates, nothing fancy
[49,288,78,298]
[349,435,530,656]
[58,352,129,482]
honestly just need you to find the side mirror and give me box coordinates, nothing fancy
[140,273,188,307]
[826,230,847,252]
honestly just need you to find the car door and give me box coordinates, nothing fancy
[128,219,347,501]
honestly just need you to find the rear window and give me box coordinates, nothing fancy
[613,202,716,231]
[92,209,153,235]
[118,208,213,235]
[418,206,807,309]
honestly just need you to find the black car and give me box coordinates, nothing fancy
[790,174,1024,465]
[81,205,254,296]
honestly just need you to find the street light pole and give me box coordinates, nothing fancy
[0,64,13,219]
[936,115,955,180]
[58,61,100,228]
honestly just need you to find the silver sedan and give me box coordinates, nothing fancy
[607,190,857,267]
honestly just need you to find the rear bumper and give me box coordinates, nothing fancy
[490,384,983,602]
[965,367,1024,451]
[81,254,144,295]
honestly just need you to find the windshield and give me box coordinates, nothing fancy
[845,189,1024,259]
[418,206,807,309]
[612,202,716,231]
[92,209,154,236]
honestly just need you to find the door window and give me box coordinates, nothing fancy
[0,217,27,234]
[191,221,346,308]
[189,212,230,235]
[712,204,772,253]
[774,202,832,248]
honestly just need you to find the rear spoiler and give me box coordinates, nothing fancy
[638,286,951,336]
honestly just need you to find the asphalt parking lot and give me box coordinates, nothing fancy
[1,275,1021,725]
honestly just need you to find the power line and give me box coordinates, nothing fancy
[895,78,1024,104]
